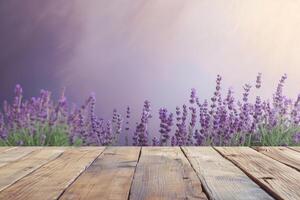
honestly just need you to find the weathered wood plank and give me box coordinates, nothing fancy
[254,147,300,171]
[288,147,300,153]
[216,147,300,200]
[0,147,16,153]
[130,147,207,200]
[0,148,65,192]
[0,147,40,168]
[182,147,273,200]
[60,147,140,200]
[0,147,105,200]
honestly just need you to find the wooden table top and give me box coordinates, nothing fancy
[0,146,299,200]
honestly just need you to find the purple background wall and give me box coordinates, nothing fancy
[1,0,300,136]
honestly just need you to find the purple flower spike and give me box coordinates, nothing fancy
[1,73,299,147]
[14,84,23,97]
[171,136,176,146]
[256,73,262,89]
[134,100,152,146]
[194,129,204,146]
[104,121,113,145]
[174,104,188,146]
[273,74,288,115]
[225,88,235,110]
[124,106,131,145]
[189,88,197,104]
[152,137,160,146]
[293,132,300,144]
[242,84,252,103]
[210,75,222,113]
[159,108,173,145]
[125,106,131,131]
[189,107,197,128]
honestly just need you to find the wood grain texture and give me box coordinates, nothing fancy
[0,148,65,192]
[216,147,300,200]
[0,147,105,200]
[182,147,273,200]
[288,147,300,153]
[0,147,16,153]
[0,147,40,168]
[254,147,300,171]
[60,147,141,200]
[130,147,207,200]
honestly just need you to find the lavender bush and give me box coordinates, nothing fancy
[1,73,300,146]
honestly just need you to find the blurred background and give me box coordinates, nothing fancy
[1,0,300,134]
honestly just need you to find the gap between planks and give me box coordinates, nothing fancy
[215,147,300,200]
[0,147,41,168]
[181,147,273,200]
[0,148,66,192]
[127,147,142,200]
[0,147,17,154]
[59,147,141,200]
[287,146,300,153]
[0,147,300,199]
[0,147,105,200]
[130,147,208,200]
[253,147,300,171]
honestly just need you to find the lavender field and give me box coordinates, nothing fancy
[1,1,300,147]
[2,2,300,200]
[1,73,300,146]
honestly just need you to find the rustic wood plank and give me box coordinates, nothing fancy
[0,147,105,200]
[130,147,207,200]
[0,147,17,153]
[182,147,274,200]
[0,147,40,168]
[0,148,65,192]
[60,147,140,200]
[216,147,300,200]
[254,147,300,171]
[288,146,300,153]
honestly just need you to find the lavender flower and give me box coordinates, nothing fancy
[225,88,235,110]
[189,107,197,128]
[124,106,130,145]
[187,106,197,145]
[159,108,173,145]
[152,137,160,146]
[194,129,204,145]
[189,88,196,104]
[0,113,7,140]
[134,100,152,146]
[174,105,188,146]
[112,109,122,144]
[171,136,176,146]
[239,84,252,135]
[104,121,113,145]
[125,106,130,131]
[273,74,287,113]
[0,73,299,147]
[256,73,262,89]
[293,132,300,144]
